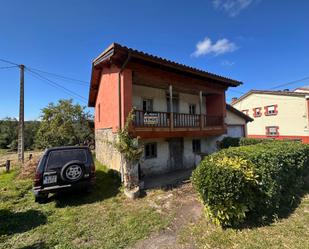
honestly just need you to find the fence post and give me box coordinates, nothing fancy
[6,160,10,173]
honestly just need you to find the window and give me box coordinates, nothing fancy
[242,109,249,115]
[145,143,157,159]
[266,126,279,137]
[142,98,153,112]
[265,105,278,116]
[189,104,196,114]
[253,107,262,117]
[47,150,87,169]
[192,139,201,153]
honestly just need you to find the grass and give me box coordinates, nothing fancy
[179,184,309,249]
[0,161,170,249]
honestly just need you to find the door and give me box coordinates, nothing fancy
[169,138,183,171]
[227,125,244,138]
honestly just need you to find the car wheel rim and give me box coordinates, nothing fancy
[66,165,82,180]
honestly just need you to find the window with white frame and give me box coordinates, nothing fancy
[266,126,279,136]
[265,105,278,115]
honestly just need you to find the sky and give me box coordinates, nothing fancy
[1,0,309,120]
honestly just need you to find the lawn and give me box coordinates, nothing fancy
[0,153,308,249]
[179,183,309,249]
[0,161,171,249]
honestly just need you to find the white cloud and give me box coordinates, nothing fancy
[192,37,237,57]
[221,60,235,66]
[213,0,254,17]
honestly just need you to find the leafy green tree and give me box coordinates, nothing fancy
[0,117,18,149]
[35,99,93,149]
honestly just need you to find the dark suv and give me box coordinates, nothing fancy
[33,146,95,203]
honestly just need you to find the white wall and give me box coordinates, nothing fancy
[140,138,170,176]
[132,85,206,114]
[233,94,309,136]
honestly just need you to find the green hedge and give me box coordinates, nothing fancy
[218,137,240,149]
[192,141,309,226]
[239,137,275,146]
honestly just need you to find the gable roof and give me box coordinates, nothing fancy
[88,43,242,107]
[232,89,308,105]
[226,104,253,122]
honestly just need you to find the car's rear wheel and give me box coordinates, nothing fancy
[61,161,85,183]
[35,193,48,204]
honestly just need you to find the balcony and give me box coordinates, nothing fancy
[132,110,225,138]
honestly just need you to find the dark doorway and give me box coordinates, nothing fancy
[169,138,183,171]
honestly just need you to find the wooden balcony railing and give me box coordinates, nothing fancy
[133,110,170,127]
[204,115,224,127]
[133,110,223,129]
[174,113,200,128]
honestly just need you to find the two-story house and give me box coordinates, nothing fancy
[232,88,309,143]
[88,43,242,181]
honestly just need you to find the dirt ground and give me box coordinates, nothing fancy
[131,183,203,249]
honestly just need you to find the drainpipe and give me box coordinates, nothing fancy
[118,52,131,130]
[118,52,131,182]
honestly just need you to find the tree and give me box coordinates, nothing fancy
[35,99,93,149]
[0,117,18,149]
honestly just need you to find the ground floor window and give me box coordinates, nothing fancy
[266,126,279,137]
[145,143,157,159]
[192,139,201,153]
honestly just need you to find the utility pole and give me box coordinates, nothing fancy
[18,64,25,163]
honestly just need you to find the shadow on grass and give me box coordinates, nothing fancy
[54,169,121,208]
[0,209,47,235]
[233,180,309,230]
[19,242,48,249]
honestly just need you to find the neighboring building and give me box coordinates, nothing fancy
[232,89,309,143]
[226,104,253,137]
[88,43,243,181]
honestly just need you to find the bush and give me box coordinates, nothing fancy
[239,137,274,146]
[192,141,309,226]
[218,137,240,149]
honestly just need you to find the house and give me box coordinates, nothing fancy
[88,43,243,182]
[203,104,253,153]
[232,88,309,143]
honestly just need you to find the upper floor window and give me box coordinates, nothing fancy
[189,104,196,114]
[145,143,157,159]
[142,98,153,112]
[192,139,201,153]
[242,109,249,115]
[266,126,279,137]
[265,105,278,116]
[253,107,262,117]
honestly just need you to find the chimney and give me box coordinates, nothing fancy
[231,97,238,104]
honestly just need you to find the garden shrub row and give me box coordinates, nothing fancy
[192,141,309,227]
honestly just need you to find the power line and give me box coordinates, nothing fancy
[27,66,89,85]
[0,65,19,70]
[0,58,19,66]
[268,76,309,90]
[26,68,88,103]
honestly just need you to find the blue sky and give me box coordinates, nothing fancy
[1,0,309,120]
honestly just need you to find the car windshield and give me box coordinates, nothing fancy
[46,149,87,169]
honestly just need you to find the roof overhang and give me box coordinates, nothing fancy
[88,43,243,107]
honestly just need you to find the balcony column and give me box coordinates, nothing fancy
[199,91,204,130]
[169,85,173,130]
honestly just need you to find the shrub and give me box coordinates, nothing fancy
[218,137,240,149]
[239,137,274,146]
[192,141,309,226]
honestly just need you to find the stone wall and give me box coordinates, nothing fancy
[95,128,122,172]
